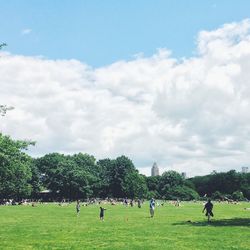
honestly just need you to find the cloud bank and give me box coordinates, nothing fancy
[1,19,250,176]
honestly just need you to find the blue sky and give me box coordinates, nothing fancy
[1,0,250,67]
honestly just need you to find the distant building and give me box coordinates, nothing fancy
[181,172,187,179]
[151,162,159,176]
[242,167,249,173]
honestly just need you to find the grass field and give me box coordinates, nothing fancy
[0,202,249,250]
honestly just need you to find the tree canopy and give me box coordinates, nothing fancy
[0,134,249,201]
[0,133,35,199]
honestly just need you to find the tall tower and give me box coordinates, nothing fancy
[181,172,187,179]
[151,162,159,176]
[242,167,249,173]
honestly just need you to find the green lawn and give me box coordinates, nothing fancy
[0,202,249,249]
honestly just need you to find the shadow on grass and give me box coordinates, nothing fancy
[173,218,250,227]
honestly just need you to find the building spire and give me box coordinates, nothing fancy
[151,162,159,176]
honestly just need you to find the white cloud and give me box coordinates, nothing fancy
[21,28,32,35]
[1,19,250,176]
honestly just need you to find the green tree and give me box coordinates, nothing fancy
[97,158,115,197]
[146,176,161,191]
[146,176,161,198]
[98,155,147,198]
[190,170,250,199]
[165,186,199,200]
[35,153,100,199]
[0,133,35,199]
[123,172,148,198]
[232,190,245,201]
[212,191,224,200]
[71,153,101,198]
[109,155,135,198]
[159,171,184,197]
[29,161,43,198]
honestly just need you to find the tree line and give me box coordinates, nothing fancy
[0,133,249,201]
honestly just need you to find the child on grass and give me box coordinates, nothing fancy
[100,207,107,221]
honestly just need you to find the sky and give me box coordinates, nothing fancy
[1,0,250,66]
[1,1,250,176]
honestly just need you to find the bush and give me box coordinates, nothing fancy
[232,190,245,201]
[212,191,224,200]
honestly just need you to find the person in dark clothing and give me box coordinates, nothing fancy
[130,199,134,207]
[124,198,128,206]
[150,198,155,218]
[100,207,107,221]
[138,199,141,208]
[76,200,81,216]
[203,199,214,222]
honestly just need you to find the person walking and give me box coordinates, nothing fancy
[76,200,81,216]
[203,199,214,222]
[138,199,141,208]
[150,198,155,218]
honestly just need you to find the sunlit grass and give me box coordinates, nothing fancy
[0,202,249,249]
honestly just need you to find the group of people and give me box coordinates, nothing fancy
[0,199,36,206]
[76,198,215,222]
[123,198,144,208]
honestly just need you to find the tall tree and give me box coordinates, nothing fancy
[98,155,148,198]
[158,171,184,197]
[35,153,101,199]
[0,133,35,199]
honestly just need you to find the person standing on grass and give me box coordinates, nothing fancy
[76,200,80,216]
[100,207,107,221]
[203,199,214,222]
[149,198,155,218]
[138,199,141,208]
[124,198,128,206]
[130,199,134,207]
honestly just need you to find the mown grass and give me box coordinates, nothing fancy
[0,202,249,249]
